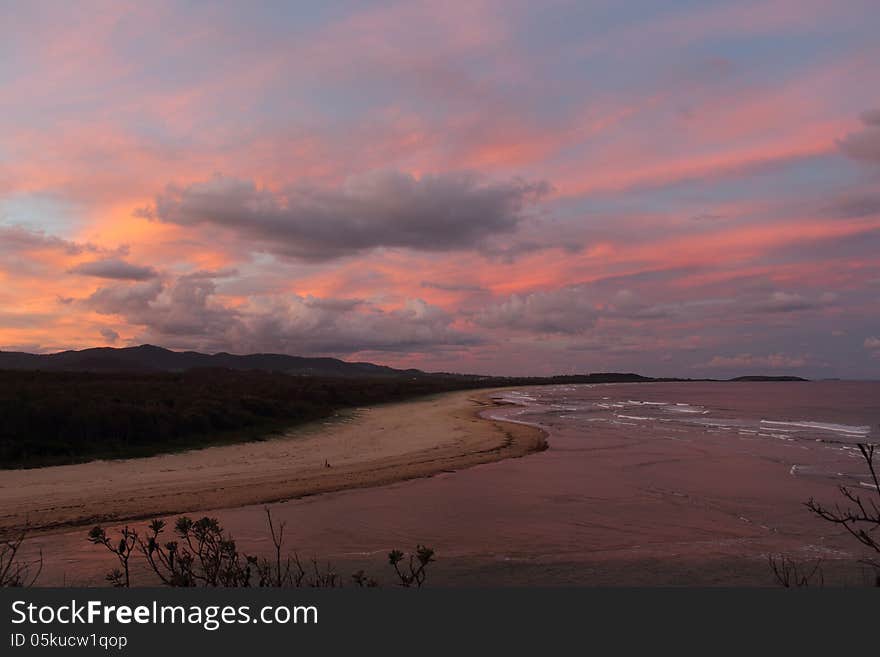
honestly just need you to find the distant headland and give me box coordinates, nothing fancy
[0,344,809,382]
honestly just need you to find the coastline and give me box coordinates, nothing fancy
[0,388,547,536]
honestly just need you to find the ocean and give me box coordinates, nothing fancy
[24,381,880,586]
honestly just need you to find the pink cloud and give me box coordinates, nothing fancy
[2,1,879,377]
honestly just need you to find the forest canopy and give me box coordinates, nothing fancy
[0,369,490,469]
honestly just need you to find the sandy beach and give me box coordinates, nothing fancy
[0,389,546,536]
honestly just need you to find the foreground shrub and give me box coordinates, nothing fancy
[771,442,879,587]
[88,508,433,588]
[805,443,880,586]
[0,530,41,587]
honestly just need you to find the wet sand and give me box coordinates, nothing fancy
[0,389,546,535]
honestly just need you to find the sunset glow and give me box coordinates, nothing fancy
[2,0,879,377]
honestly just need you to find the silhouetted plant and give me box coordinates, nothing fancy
[388,545,434,587]
[140,516,257,587]
[264,507,287,587]
[351,569,379,587]
[768,554,823,588]
[87,507,431,587]
[247,509,339,587]
[0,530,42,587]
[87,525,136,587]
[804,442,880,586]
[306,557,340,588]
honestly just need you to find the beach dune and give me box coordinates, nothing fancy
[0,389,545,535]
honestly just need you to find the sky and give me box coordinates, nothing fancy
[1,0,879,378]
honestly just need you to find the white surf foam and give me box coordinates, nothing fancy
[760,420,870,437]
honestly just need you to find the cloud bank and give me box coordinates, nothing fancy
[142,172,551,261]
[2,2,880,377]
[82,273,477,355]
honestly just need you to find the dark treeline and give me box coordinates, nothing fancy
[0,368,497,469]
[0,367,789,469]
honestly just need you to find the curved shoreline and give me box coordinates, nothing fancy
[0,388,547,536]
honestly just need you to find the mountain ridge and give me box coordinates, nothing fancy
[0,345,810,382]
[0,344,424,378]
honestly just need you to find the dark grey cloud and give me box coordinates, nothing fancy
[476,281,840,337]
[69,258,158,281]
[139,171,551,261]
[476,286,600,334]
[235,297,479,354]
[0,225,100,256]
[100,327,120,344]
[828,192,880,219]
[179,268,239,280]
[860,109,880,124]
[475,283,695,335]
[85,279,164,317]
[838,109,880,163]
[749,291,836,314]
[82,273,477,355]
[86,275,246,342]
[420,280,487,293]
[478,239,557,263]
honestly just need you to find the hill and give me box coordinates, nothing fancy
[729,375,809,382]
[0,344,424,378]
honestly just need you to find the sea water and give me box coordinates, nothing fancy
[25,381,880,586]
